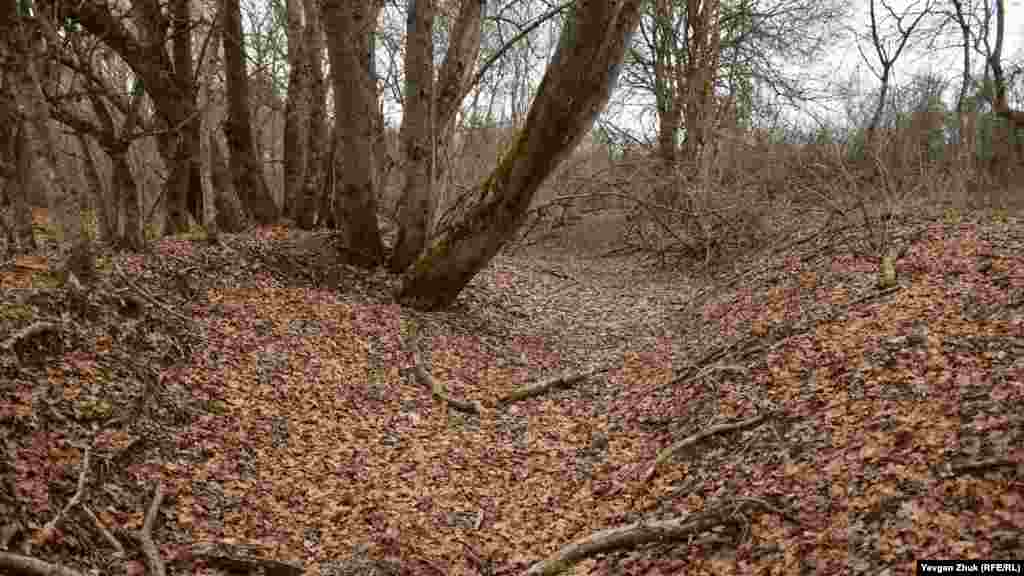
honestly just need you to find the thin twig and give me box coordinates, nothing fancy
[82,505,125,557]
[34,445,91,549]
[132,483,167,576]
[644,414,772,483]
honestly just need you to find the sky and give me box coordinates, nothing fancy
[369,0,1024,135]
[797,0,1024,127]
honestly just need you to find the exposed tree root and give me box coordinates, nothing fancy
[0,479,164,576]
[131,484,167,576]
[521,498,797,576]
[644,413,773,483]
[498,366,609,404]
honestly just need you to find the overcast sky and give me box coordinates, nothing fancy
[370,1,1024,133]
[799,0,1024,124]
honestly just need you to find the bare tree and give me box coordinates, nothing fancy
[944,0,977,168]
[389,0,485,271]
[69,0,205,234]
[398,0,644,310]
[861,0,935,141]
[983,0,1024,124]
[431,0,484,214]
[40,19,150,252]
[223,0,280,224]
[616,0,844,162]
[4,0,93,281]
[322,0,385,266]
[972,0,1024,174]
[171,0,204,232]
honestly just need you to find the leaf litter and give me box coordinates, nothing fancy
[0,213,1021,575]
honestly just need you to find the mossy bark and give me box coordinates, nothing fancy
[399,0,643,310]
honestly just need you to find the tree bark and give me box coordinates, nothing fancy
[283,0,309,221]
[9,7,93,282]
[322,0,384,266]
[222,0,279,225]
[208,132,248,233]
[682,0,721,180]
[653,0,678,166]
[0,2,35,253]
[398,0,643,310]
[390,0,436,272]
[77,134,113,242]
[170,0,204,233]
[297,0,327,229]
[431,0,484,228]
[5,119,37,253]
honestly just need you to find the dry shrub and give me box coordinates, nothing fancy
[511,136,779,265]
[440,104,1024,266]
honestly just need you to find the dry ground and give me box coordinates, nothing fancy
[1,208,1022,575]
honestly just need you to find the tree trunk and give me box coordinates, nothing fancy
[297,0,327,229]
[429,0,484,231]
[6,120,37,253]
[77,134,113,242]
[208,132,248,233]
[283,0,309,220]
[370,0,389,197]
[398,0,643,310]
[653,0,677,166]
[223,0,279,225]
[79,72,147,251]
[390,0,436,272]
[10,9,93,282]
[681,0,720,180]
[167,0,204,233]
[322,0,384,266]
[651,0,681,206]
[119,80,148,251]
[986,0,1024,163]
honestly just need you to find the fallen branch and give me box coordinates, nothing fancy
[82,505,125,557]
[112,262,202,331]
[522,499,790,576]
[659,363,749,393]
[644,413,772,483]
[498,366,610,404]
[408,330,481,415]
[32,446,91,550]
[131,484,167,576]
[0,552,86,576]
[189,542,303,576]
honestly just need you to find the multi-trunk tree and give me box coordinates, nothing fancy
[389,0,485,272]
[396,0,645,309]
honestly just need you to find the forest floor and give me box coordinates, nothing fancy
[1,207,1022,576]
